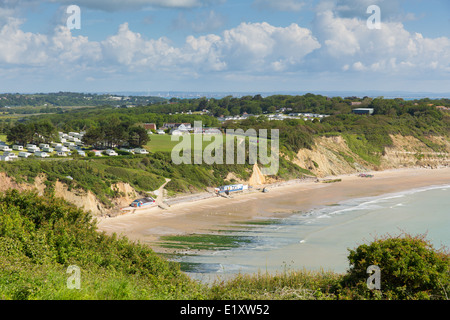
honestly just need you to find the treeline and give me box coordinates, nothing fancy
[82,116,150,148]
[150,94,450,117]
[6,121,58,146]
[0,92,166,108]
[22,107,219,134]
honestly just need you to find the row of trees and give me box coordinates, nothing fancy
[5,117,150,149]
[81,117,150,148]
[6,121,58,146]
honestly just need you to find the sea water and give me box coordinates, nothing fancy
[180,184,450,282]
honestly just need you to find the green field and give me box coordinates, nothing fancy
[145,133,266,153]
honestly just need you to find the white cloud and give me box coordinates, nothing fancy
[311,8,450,75]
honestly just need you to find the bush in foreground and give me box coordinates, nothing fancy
[0,190,448,300]
[335,233,449,300]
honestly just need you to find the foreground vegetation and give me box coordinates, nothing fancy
[0,190,448,300]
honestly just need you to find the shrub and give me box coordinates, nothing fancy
[337,233,449,300]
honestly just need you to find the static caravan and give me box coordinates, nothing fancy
[76,150,86,157]
[18,152,32,158]
[134,148,149,154]
[120,148,135,154]
[35,151,49,158]
[13,145,23,151]
[42,147,54,153]
[56,152,67,157]
[55,146,69,152]
[3,152,17,159]
[0,145,12,151]
[39,143,49,149]
[0,155,11,161]
[27,146,40,153]
[105,149,118,156]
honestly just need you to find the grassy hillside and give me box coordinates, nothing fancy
[0,190,448,300]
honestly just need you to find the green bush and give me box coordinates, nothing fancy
[337,233,450,300]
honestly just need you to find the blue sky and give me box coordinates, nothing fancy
[0,0,449,95]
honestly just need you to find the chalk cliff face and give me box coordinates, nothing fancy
[292,134,449,178]
[0,134,448,216]
[0,172,140,217]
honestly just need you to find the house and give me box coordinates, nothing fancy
[105,149,118,156]
[13,145,23,151]
[18,152,32,158]
[142,123,157,131]
[352,108,374,115]
[162,123,192,130]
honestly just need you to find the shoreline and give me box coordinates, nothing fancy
[96,166,450,251]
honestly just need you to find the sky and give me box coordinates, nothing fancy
[0,0,449,95]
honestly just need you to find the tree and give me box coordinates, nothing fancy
[7,123,33,145]
[128,126,150,148]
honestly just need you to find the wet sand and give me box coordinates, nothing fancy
[96,167,450,251]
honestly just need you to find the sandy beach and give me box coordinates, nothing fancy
[96,166,450,251]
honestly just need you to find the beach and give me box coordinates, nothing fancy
[97,167,450,250]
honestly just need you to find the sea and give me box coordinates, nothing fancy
[177,183,450,282]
